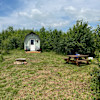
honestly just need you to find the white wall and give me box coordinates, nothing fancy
[24,34,40,51]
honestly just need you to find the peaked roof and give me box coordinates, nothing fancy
[24,32,40,41]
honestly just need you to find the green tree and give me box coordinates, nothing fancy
[94,25,100,51]
[39,27,46,51]
[66,20,95,56]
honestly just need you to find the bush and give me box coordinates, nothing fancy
[0,54,4,62]
[95,50,100,67]
[1,50,9,55]
[66,20,95,56]
[90,67,100,99]
[0,24,98,56]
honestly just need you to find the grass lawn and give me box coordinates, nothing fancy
[0,50,98,99]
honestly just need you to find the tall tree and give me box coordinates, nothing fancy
[94,25,100,51]
[66,20,95,56]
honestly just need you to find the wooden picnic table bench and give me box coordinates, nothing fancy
[64,55,89,66]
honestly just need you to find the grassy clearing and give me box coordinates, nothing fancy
[0,50,98,99]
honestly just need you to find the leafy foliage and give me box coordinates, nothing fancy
[0,21,99,56]
[90,51,100,100]
[0,27,32,51]
[66,20,95,56]
[0,54,4,62]
[90,67,100,99]
[94,25,100,51]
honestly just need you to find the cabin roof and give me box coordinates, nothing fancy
[24,32,40,41]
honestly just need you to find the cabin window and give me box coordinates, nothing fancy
[36,39,38,43]
[31,40,34,45]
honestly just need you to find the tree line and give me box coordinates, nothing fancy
[0,20,100,56]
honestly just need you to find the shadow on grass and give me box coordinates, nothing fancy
[64,62,90,67]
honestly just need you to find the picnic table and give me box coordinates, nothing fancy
[64,55,89,66]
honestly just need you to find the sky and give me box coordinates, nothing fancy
[0,0,100,32]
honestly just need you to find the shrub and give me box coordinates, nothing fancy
[90,67,100,99]
[66,20,95,56]
[0,54,4,62]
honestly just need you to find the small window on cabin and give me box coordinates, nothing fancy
[36,39,38,43]
[31,40,34,45]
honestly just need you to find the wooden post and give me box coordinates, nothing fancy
[76,58,79,66]
[85,57,89,64]
[67,57,70,63]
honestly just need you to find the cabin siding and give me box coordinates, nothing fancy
[24,33,40,51]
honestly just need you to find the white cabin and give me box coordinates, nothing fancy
[24,32,40,51]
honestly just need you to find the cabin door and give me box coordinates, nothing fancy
[30,39,35,51]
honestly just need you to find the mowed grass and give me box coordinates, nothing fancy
[0,50,97,100]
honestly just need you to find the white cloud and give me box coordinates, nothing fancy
[64,6,76,11]
[63,6,100,23]
[0,0,100,31]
